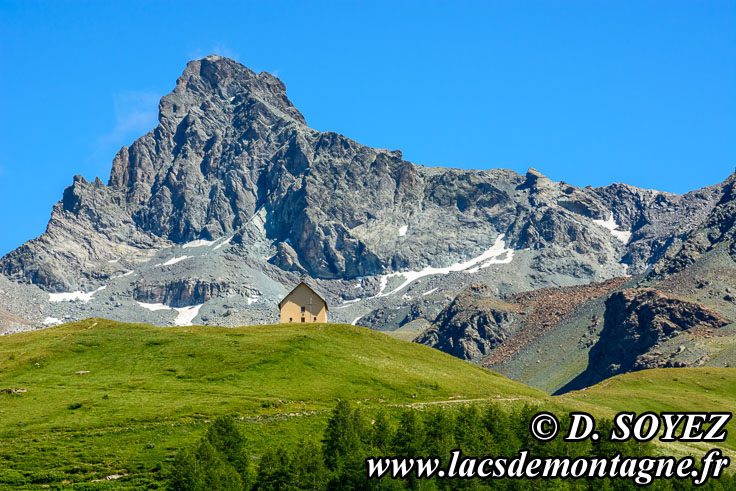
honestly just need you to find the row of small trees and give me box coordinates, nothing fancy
[168,401,734,490]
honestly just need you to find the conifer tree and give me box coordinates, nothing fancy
[481,404,512,456]
[371,410,394,454]
[169,440,242,491]
[206,415,253,487]
[393,409,425,457]
[454,405,485,456]
[322,400,365,471]
[289,439,329,490]
[423,408,455,463]
[256,446,291,490]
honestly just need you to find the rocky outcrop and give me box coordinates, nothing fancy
[587,289,728,377]
[414,284,519,361]
[133,279,259,308]
[0,275,50,334]
[593,181,725,275]
[650,172,736,278]
[416,278,629,365]
[483,277,630,366]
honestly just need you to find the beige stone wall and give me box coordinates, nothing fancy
[279,283,327,323]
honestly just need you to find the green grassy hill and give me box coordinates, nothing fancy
[0,319,542,487]
[559,367,736,455]
[1,320,734,488]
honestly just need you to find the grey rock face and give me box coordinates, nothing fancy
[595,180,727,275]
[414,284,518,362]
[560,288,730,392]
[358,295,448,332]
[0,275,47,334]
[133,278,259,308]
[649,172,736,278]
[0,176,165,292]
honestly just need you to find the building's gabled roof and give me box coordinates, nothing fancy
[278,281,329,311]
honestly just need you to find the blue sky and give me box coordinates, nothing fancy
[0,1,734,256]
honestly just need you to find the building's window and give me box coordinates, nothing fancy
[301,306,306,312]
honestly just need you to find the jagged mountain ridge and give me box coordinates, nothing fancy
[1,56,711,293]
[0,55,732,368]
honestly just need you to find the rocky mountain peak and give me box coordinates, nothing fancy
[525,167,546,179]
[108,56,306,191]
[170,56,304,124]
[181,55,256,90]
[518,167,553,191]
[103,56,318,247]
[718,169,736,201]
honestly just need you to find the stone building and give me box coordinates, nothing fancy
[278,281,328,323]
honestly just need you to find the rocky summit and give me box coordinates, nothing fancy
[1,56,735,392]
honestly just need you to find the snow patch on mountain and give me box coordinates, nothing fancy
[334,298,361,309]
[173,304,203,326]
[378,235,513,296]
[183,239,216,248]
[49,286,107,303]
[158,256,191,267]
[135,301,203,326]
[593,213,632,244]
[136,301,170,312]
[376,276,389,296]
[213,237,233,251]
